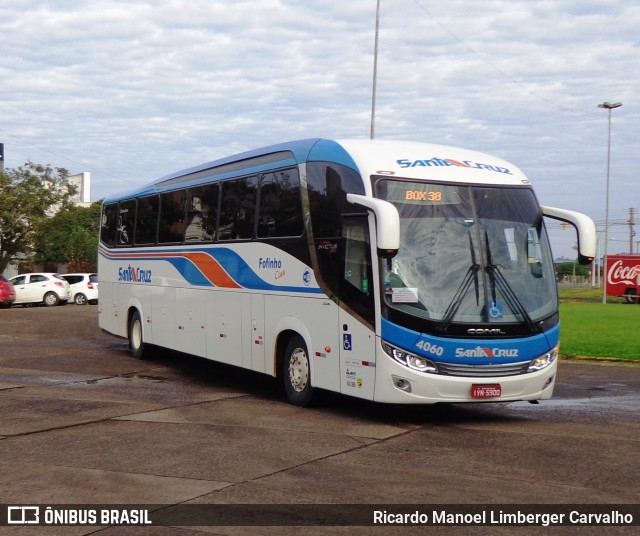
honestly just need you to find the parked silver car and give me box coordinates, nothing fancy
[9,273,72,307]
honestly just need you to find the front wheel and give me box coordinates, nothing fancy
[129,310,148,359]
[282,335,315,407]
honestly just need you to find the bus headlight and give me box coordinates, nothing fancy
[528,346,558,372]
[382,342,438,373]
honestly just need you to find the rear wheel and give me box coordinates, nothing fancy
[74,293,88,305]
[129,311,148,359]
[282,335,315,407]
[43,292,59,307]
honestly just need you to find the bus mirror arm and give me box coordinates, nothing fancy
[541,205,597,265]
[346,194,400,258]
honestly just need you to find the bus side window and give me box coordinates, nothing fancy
[100,203,118,247]
[134,195,159,245]
[257,168,304,238]
[117,200,135,246]
[340,216,375,326]
[307,163,367,297]
[158,190,187,244]
[218,177,257,240]
[186,184,218,242]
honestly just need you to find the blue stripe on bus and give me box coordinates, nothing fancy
[381,318,559,364]
[99,246,324,294]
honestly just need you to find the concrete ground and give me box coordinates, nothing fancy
[0,305,638,535]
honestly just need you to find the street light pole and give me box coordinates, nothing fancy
[597,101,622,304]
[370,0,381,139]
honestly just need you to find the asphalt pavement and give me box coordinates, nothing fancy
[0,305,638,535]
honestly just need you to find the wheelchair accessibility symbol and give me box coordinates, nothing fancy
[343,334,352,351]
[488,300,504,319]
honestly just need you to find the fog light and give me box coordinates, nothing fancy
[542,376,554,390]
[392,375,412,392]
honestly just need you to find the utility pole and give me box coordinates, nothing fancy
[370,0,381,139]
[628,207,635,254]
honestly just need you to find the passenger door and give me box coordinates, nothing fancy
[339,215,376,400]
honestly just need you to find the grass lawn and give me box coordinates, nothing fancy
[559,299,640,360]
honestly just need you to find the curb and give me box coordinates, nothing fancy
[560,354,640,365]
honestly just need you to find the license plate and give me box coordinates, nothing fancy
[471,384,502,399]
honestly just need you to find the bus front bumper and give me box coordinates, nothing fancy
[373,351,557,405]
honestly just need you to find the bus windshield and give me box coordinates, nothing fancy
[375,179,557,331]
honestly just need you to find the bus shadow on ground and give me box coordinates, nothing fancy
[118,345,531,427]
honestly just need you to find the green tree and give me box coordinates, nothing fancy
[555,262,589,278]
[0,163,77,273]
[33,202,102,272]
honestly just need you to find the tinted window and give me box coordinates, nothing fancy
[307,162,366,239]
[257,169,303,238]
[135,196,159,245]
[100,203,118,247]
[186,184,219,242]
[218,176,257,240]
[306,162,366,295]
[340,216,374,326]
[158,190,187,244]
[118,201,135,246]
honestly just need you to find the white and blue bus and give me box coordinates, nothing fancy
[98,139,596,406]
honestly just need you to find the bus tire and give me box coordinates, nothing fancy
[129,310,148,360]
[283,335,315,407]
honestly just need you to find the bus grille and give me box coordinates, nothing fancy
[436,361,531,377]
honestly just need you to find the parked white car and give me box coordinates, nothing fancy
[61,273,99,305]
[9,273,72,307]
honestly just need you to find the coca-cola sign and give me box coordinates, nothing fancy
[607,259,640,286]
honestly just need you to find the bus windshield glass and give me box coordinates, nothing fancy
[375,179,557,329]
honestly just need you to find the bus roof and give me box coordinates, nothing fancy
[334,139,530,191]
[104,138,530,202]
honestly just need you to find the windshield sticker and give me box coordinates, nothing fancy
[391,287,419,303]
[487,300,504,319]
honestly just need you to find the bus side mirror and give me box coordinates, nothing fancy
[346,194,400,258]
[541,205,596,265]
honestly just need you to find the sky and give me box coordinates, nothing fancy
[1,0,638,260]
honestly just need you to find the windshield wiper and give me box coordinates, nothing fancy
[440,230,480,334]
[484,232,538,333]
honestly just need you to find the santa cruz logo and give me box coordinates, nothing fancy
[455,346,519,358]
[118,265,152,283]
[397,157,512,175]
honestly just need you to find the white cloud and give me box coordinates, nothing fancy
[1,0,639,258]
